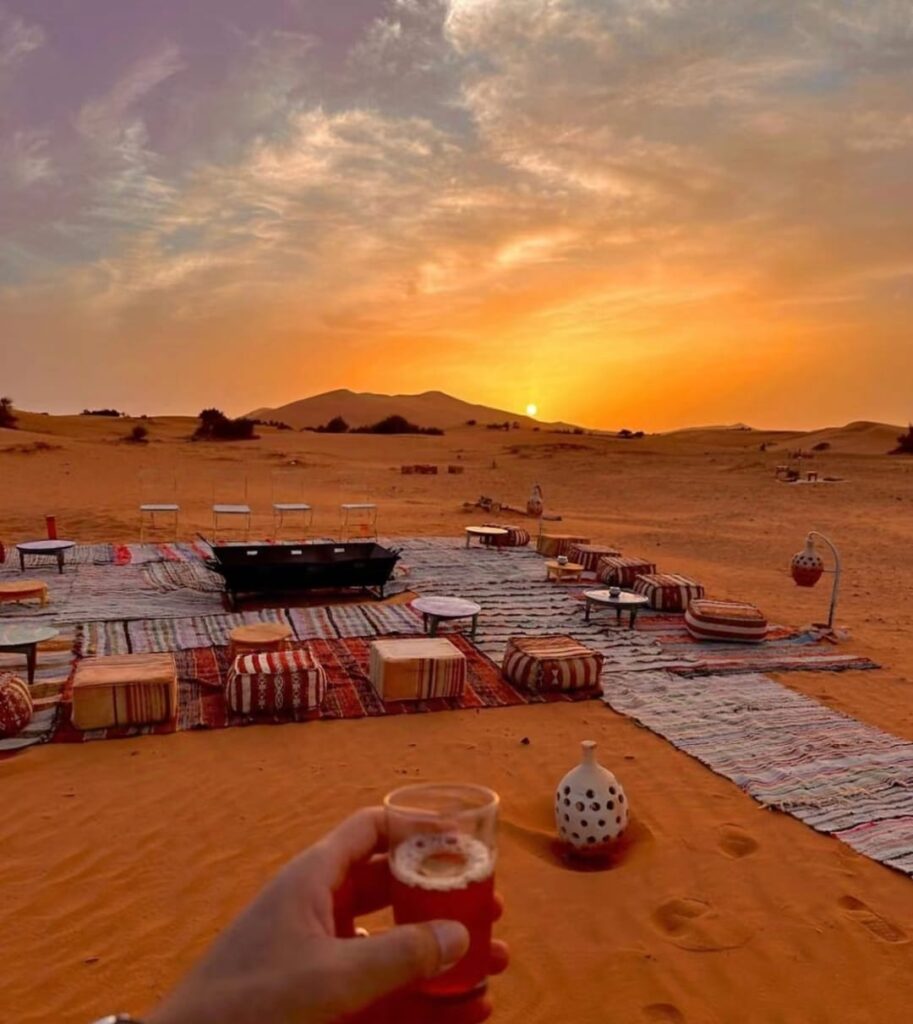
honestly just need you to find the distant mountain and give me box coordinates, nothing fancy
[247,389,575,431]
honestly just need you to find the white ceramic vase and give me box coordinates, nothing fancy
[555,740,628,855]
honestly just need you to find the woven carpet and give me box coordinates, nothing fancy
[51,634,591,743]
[604,671,913,875]
[0,628,73,756]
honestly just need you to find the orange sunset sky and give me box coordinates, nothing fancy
[1,0,912,431]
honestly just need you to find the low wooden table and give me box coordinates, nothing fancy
[546,560,585,583]
[412,596,481,639]
[0,624,60,684]
[17,540,75,574]
[583,590,649,628]
[465,526,509,549]
[0,579,49,608]
[228,622,293,659]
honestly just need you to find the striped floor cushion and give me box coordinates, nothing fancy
[369,638,466,702]
[227,648,327,715]
[481,523,531,547]
[71,653,177,730]
[597,556,657,588]
[537,534,591,558]
[502,635,604,694]
[567,543,622,574]
[633,573,705,612]
[684,599,768,644]
[0,673,32,737]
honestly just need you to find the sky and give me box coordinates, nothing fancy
[1,0,912,430]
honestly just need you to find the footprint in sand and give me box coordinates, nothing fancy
[643,1004,686,1023]
[838,895,908,944]
[652,897,753,952]
[717,824,759,859]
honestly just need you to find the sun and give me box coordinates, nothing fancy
[526,403,538,417]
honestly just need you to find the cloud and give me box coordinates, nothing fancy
[0,6,44,70]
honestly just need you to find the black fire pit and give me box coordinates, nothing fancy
[205,540,400,608]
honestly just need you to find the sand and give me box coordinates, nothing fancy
[2,410,913,1023]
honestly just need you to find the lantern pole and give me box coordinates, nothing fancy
[807,530,841,631]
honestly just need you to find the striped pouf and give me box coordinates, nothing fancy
[597,555,657,588]
[633,573,705,612]
[369,638,466,702]
[567,543,622,574]
[0,673,32,737]
[481,523,531,547]
[536,534,591,558]
[684,599,768,644]
[502,635,604,694]
[227,648,327,715]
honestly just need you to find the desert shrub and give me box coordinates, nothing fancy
[192,408,258,441]
[253,418,293,430]
[82,408,124,417]
[0,396,17,429]
[125,424,149,444]
[812,441,831,451]
[352,415,444,436]
[306,415,350,433]
[891,425,913,455]
[465,419,477,426]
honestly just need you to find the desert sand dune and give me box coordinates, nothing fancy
[1,409,913,1023]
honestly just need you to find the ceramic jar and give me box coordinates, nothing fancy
[791,537,825,587]
[527,484,544,518]
[555,740,628,855]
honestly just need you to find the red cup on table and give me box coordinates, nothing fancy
[385,783,499,998]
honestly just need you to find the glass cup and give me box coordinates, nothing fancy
[385,783,499,998]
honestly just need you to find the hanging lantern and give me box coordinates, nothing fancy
[791,535,825,587]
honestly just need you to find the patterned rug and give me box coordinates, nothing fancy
[604,671,913,876]
[50,634,592,743]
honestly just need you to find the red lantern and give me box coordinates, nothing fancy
[791,537,824,587]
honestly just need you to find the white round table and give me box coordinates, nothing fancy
[464,526,509,549]
[16,540,76,575]
[583,590,649,629]
[0,624,60,683]
[412,596,482,639]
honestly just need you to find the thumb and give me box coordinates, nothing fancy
[332,920,470,1009]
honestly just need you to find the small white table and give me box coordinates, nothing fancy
[412,596,482,639]
[340,503,377,540]
[583,590,649,629]
[465,526,508,549]
[16,540,76,575]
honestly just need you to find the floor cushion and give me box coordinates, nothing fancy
[481,523,531,547]
[633,573,705,611]
[71,654,177,730]
[0,673,32,737]
[369,638,466,701]
[502,635,604,693]
[597,555,658,588]
[536,534,591,558]
[566,543,622,574]
[685,599,768,643]
[227,647,327,715]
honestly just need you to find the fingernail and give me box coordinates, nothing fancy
[430,920,470,973]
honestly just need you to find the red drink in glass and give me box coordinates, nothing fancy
[390,833,496,996]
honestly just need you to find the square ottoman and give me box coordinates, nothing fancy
[567,543,622,574]
[71,653,177,730]
[227,648,327,715]
[502,635,604,694]
[369,638,466,702]
[633,573,705,612]
[684,599,768,644]
[481,523,531,547]
[597,555,658,588]
[536,533,591,559]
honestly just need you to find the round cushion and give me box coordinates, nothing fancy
[0,673,33,737]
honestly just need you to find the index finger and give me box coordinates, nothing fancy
[305,806,389,889]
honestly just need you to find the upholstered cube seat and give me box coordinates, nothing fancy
[597,555,658,588]
[71,653,177,730]
[566,543,622,574]
[227,647,327,715]
[369,638,466,702]
[481,523,531,547]
[536,534,591,559]
[502,635,603,694]
[684,599,768,644]
[633,573,705,612]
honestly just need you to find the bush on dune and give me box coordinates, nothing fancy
[351,415,444,436]
[192,408,259,441]
[82,408,124,417]
[890,425,913,455]
[0,396,17,429]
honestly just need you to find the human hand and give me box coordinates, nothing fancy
[147,807,507,1024]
